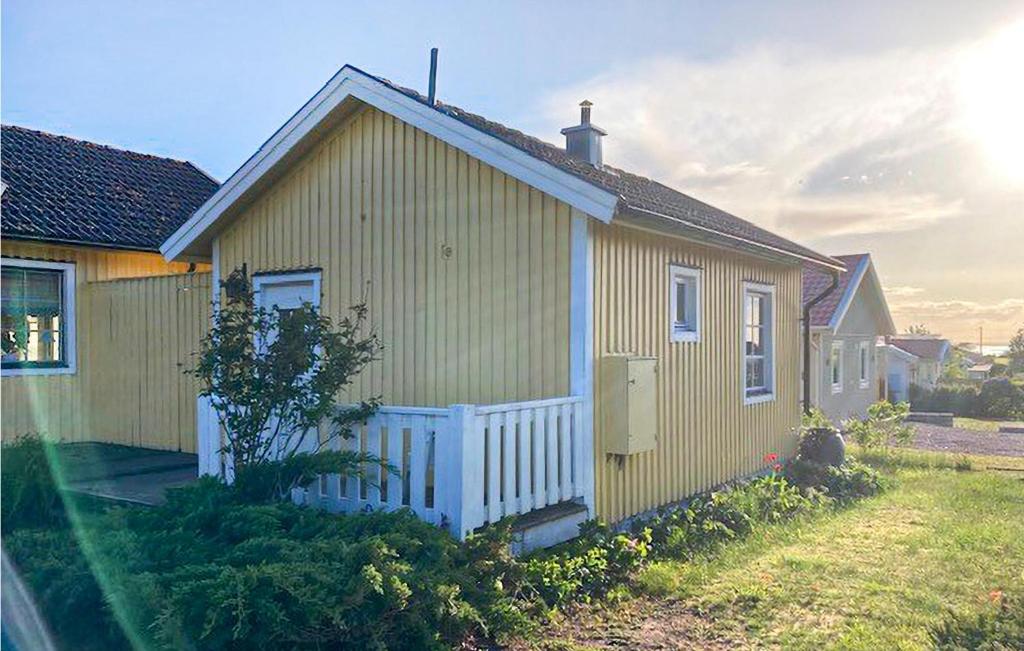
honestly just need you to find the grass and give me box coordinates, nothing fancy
[953,416,1024,431]
[629,450,1024,650]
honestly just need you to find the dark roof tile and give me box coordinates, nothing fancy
[1,125,218,251]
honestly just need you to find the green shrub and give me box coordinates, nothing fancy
[1,436,65,533]
[524,521,650,610]
[977,378,1024,419]
[844,400,915,450]
[8,478,527,650]
[4,526,130,650]
[786,458,886,504]
[930,591,1024,650]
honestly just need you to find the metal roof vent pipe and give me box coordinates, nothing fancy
[561,100,607,167]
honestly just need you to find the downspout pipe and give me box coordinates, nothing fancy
[803,269,841,415]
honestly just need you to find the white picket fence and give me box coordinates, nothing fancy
[197,395,591,539]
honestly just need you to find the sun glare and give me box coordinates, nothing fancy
[958,20,1024,182]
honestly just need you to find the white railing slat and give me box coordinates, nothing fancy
[486,413,502,523]
[546,405,559,505]
[517,407,532,514]
[386,419,404,508]
[533,406,547,509]
[502,410,518,517]
[559,402,573,501]
[408,416,428,517]
[366,420,383,506]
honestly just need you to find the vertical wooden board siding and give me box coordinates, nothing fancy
[82,273,211,452]
[217,106,573,407]
[1,240,208,448]
[592,223,802,523]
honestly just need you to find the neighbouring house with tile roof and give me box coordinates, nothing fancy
[886,335,952,391]
[801,253,895,421]
[163,63,843,546]
[1,125,218,451]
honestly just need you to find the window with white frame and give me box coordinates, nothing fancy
[830,341,843,393]
[743,282,774,403]
[669,264,701,342]
[859,341,871,388]
[1,259,76,375]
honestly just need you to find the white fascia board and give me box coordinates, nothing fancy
[161,67,618,261]
[827,255,869,333]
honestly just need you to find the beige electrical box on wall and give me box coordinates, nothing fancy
[600,355,658,455]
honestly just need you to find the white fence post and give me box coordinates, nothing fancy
[445,404,485,540]
[196,395,220,477]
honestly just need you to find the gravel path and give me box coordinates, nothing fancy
[909,423,1024,458]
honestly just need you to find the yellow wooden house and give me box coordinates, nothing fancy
[163,65,844,545]
[1,125,217,452]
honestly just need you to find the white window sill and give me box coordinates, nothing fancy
[744,390,775,406]
[2,365,77,377]
[859,380,870,389]
[671,329,699,343]
[831,384,843,395]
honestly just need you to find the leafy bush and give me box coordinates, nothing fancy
[786,459,886,504]
[523,520,651,611]
[910,379,1024,419]
[192,268,381,501]
[910,383,980,416]
[977,378,1024,419]
[1,436,65,533]
[930,591,1024,650]
[843,400,914,450]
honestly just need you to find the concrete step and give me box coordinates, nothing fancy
[510,500,589,554]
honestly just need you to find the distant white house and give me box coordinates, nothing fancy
[802,253,896,421]
[880,343,919,403]
[886,336,951,392]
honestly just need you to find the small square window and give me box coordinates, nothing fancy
[2,259,76,376]
[669,264,701,342]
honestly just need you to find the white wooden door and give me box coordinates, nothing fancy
[253,272,322,457]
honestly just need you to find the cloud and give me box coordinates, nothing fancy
[884,286,926,298]
[538,43,1001,241]
[889,298,1024,321]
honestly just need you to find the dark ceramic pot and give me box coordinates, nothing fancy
[805,427,846,467]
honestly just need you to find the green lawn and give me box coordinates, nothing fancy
[953,416,1024,431]
[627,453,1024,650]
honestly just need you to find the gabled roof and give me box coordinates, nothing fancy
[161,64,841,270]
[802,253,895,334]
[889,336,950,362]
[882,343,919,363]
[1,125,219,252]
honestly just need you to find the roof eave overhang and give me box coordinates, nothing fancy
[160,66,620,261]
[618,204,846,272]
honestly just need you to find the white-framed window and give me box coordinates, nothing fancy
[1,258,77,376]
[742,282,775,404]
[859,341,871,388]
[669,264,701,342]
[830,340,844,394]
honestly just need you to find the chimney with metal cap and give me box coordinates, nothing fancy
[561,100,607,166]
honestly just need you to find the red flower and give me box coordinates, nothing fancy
[764,453,778,463]
[774,463,783,472]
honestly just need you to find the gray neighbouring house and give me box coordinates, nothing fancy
[802,254,896,421]
[885,335,952,393]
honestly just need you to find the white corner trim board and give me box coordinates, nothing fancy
[1,257,77,377]
[160,66,619,261]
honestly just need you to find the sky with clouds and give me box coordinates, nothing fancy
[3,0,1022,343]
